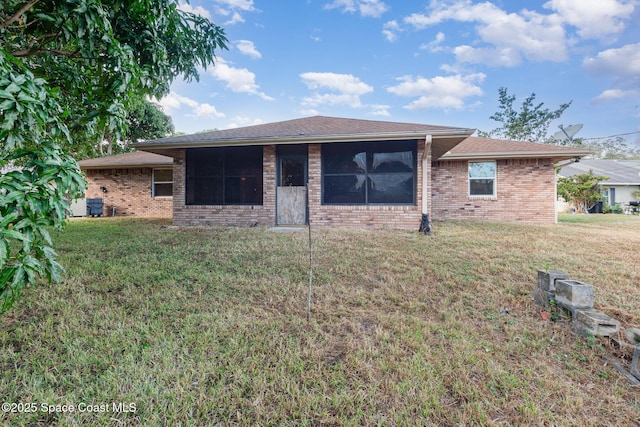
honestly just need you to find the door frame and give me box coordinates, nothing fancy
[276,146,309,225]
[277,154,308,187]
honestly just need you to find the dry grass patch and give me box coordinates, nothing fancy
[1,216,639,425]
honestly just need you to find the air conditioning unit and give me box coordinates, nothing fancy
[69,198,87,217]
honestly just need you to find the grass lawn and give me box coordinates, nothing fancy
[1,216,639,425]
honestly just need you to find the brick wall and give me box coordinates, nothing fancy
[90,146,559,226]
[171,141,427,229]
[431,158,557,224]
[84,168,172,218]
[172,147,277,226]
[307,140,426,230]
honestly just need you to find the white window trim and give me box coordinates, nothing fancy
[152,168,173,198]
[468,160,497,198]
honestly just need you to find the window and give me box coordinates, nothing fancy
[469,161,496,196]
[322,140,416,205]
[153,169,173,197]
[186,146,263,205]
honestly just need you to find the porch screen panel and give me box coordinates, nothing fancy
[186,149,223,205]
[322,140,416,205]
[186,146,263,205]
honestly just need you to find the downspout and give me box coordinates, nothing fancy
[554,171,558,224]
[419,134,432,235]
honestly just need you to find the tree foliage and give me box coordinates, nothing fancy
[581,137,640,160]
[479,87,572,143]
[557,172,608,213]
[126,100,174,145]
[0,0,227,313]
[99,99,175,157]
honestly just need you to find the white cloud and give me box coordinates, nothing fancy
[453,45,522,67]
[235,40,261,59]
[420,32,446,53]
[300,72,373,108]
[382,20,401,42]
[156,93,225,119]
[213,0,256,25]
[208,58,274,101]
[324,0,389,18]
[156,92,199,113]
[299,108,320,116]
[225,116,265,129]
[583,43,640,89]
[543,0,635,40]
[193,103,225,119]
[359,0,390,18]
[387,73,485,110]
[216,0,255,12]
[404,1,568,66]
[178,2,212,19]
[225,12,244,25]
[370,104,391,116]
[311,29,322,42]
[592,89,628,103]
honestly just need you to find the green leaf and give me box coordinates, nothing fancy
[0,241,7,270]
[0,99,16,111]
[0,89,15,100]
[1,229,30,242]
[0,212,19,228]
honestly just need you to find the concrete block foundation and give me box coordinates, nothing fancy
[537,270,570,292]
[555,279,594,311]
[572,309,620,337]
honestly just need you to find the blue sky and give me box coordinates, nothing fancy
[158,0,640,145]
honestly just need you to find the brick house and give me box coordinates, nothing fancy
[78,151,173,218]
[130,116,588,228]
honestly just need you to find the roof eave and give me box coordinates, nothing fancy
[440,149,591,161]
[601,182,640,186]
[133,128,475,151]
[79,163,173,169]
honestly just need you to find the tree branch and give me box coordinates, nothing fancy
[0,0,40,29]
[12,48,82,59]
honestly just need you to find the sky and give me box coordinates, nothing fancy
[157,0,640,145]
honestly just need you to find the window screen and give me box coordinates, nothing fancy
[322,140,416,205]
[186,146,263,205]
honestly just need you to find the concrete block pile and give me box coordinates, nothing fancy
[535,269,640,382]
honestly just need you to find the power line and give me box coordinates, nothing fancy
[581,130,640,141]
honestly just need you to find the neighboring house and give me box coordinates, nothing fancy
[132,116,588,229]
[77,151,174,218]
[558,159,640,210]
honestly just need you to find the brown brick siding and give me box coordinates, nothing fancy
[172,147,277,226]
[168,143,558,228]
[171,141,427,229]
[307,141,426,230]
[84,168,172,218]
[431,158,557,224]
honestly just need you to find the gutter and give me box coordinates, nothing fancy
[133,128,475,150]
[440,149,591,161]
[599,182,640,186]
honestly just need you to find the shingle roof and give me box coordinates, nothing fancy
[559,159,640,184]
[78,151,173,169]
[441,136,591,161]
[136,116,473,146]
